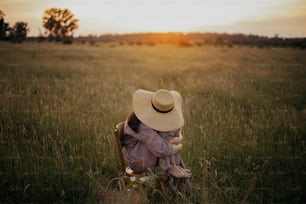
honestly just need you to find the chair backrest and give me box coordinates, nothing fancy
[114,121,126,173]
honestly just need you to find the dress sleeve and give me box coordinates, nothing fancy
[134,124,174,158]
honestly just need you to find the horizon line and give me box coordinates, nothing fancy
[27,31,306,39]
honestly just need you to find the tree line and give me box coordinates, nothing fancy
[0,8,78,44]
[1,8,305,48]
[77,33,306,49]
[0,10,29,43]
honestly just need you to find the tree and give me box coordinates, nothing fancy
[42,8,78,43]
[0,10,10,40]
[10,22,29,43]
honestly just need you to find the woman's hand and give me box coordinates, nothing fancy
[172,143,183,154]
[170,132,183,145]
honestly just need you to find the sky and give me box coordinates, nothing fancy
[1,0,306,37]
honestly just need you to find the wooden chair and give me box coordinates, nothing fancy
[114,121,126,174]
[98,121,147,203]
[113,121,169,201]
[113,121,192,200]
[114,121,151,181]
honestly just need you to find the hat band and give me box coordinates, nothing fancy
[151,101,173,113]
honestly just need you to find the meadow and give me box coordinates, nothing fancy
[0,41,305,203]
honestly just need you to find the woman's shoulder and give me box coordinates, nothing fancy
[138,122,157,133]
[158,128,180,137]
[124,121,156,137]
[140,123,180,137]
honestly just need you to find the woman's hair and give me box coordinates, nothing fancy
[127,112,141,133]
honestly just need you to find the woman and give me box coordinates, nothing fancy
[122,89,192,193]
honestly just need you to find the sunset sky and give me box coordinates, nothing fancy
[1,0,306,37]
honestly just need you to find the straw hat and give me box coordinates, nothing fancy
[132,89,184,131]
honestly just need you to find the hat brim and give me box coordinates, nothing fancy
[132,89,184,131]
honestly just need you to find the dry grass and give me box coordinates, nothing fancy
[0,42,305,203]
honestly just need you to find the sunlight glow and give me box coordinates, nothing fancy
[1,0,305,36]
[54,0,306,35]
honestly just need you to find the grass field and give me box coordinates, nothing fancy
[0,41,306,203]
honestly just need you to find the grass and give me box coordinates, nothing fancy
[0,42,305,203]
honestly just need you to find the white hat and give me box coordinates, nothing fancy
[132,89,184,131]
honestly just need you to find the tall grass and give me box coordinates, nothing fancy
[0,42,305,203]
